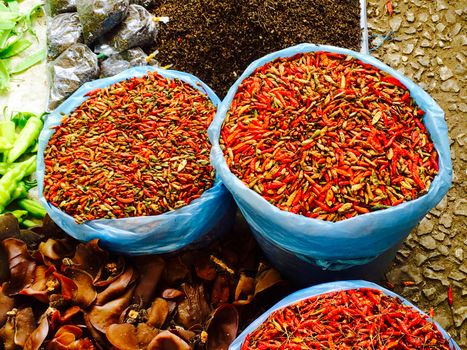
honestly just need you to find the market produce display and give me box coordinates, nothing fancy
[220,52,439,222]
[0,112,45,227]
[43,71,216,223]
[0,214,287,350]
[240,288,455,349]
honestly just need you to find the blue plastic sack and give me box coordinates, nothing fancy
[230,280,460,350]
[37,66,235,255]
[209,44,452,270]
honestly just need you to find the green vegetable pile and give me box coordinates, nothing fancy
[0,111,45,227]
[0,0,46,91]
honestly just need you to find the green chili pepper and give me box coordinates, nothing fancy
[21,219,38,228]
[0,136,12,151]
[16,198,45,218]
[9,209,27,221]
[0,120,15,143]
[0,155,36,212]
[6,116,42,163]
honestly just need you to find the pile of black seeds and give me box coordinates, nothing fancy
[153,0,361,97]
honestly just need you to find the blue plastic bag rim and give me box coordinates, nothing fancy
[209,43,452,230]
[229,280,460,350]
[38,65,222,226]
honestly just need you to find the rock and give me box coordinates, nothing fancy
[454,248,463,262]
[437,245,450,256]
[452,23,462,36]
[405,26,417,34]
[428,263,445,271]
[439,66,453,80]
[459,104,467,113]
[406,11,415,22]
[419,236,437,250]
[435,0,448,11]
[439,213,453,228]
[433,232,446,241]
[435,23,446,32]
[431,14,440,22]
[414,253,428,266]
[371,36,385,49]
[420,39,432,48]
[436,196,448,211]
[455,9,463,16]
[445,10,457,23]
[402,43,415,54]
[422,286,437,300]
[430,208,442,217]
[434,312,451,329]
[389,17,402,31]
[460,264,467,274]
[422,31,433,40]
[448,104,458,111]
[418,56,431,67]
[386,53,401,67]
[453,306,467,328]
[449,271,466,282]
[440,79,460,92]
[454,199,467,216]
[414,48,425,56]
[417,217,434,235]
[419,12,429,23]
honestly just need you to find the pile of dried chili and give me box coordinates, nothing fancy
[221,52,439,221]
[242,288,452,350]
[44,71,216,223]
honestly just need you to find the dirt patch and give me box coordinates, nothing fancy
[153,0,361,97]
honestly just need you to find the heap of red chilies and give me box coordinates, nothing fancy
[221,52,439,221]
[44,72,215,223]
[242,288,452,350]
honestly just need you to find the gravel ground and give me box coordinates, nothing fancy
[367,0,466,347]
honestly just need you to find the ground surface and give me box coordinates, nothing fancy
[154,0,361,97]
[367,0,466,347]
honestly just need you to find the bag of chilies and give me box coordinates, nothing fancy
[230,280,460,350]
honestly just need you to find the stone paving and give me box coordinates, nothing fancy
[367,0,466,346]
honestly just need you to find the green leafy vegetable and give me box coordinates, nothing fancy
[9,48,45,74]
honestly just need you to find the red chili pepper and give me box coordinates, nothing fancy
[386,0,394,15]
[447,286,453,306]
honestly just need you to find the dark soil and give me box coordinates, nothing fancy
[153,0,361,97]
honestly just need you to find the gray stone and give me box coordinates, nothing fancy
[440,79,460,92]
[436,196,448,211]
[436,23,446,33]
[414,48,425,56]
[389,17,402,32]
[435,0,448,11]
[371,36,385,49]
[445,10,458,23]
[431,14,440,22]
[430,208,442,217]
[454,248,463,262]
[453,307,467,328]
[459,104,467,113]
[452,23,462,36]
[402,43,415,54]
[448,104,458,111]
[433,232,446,241]
[417,217,434,235]
[423,268,440,281]
[439,213,453,228]
[435,312,451,329]
[406,11,415,22]
[439,66,453,81]
[429,263,445,271]
[422,31,433,40]
[449,271,466,282]
[414,253,428,266]
[420,39,432,48]
[455,9,463,16]
[420,236,437,250]
[423,286,438,300]
[437,245,450,256]
[386,53,401,67]
[454,199,467,216]
[405,26,417,34]
[419,12,429,23]
[418,56,431,67]
[460,264,467,274]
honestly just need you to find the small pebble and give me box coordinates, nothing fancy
[439,66,453,81]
